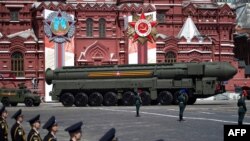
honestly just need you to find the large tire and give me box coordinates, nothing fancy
[122,91,135,106]
[89,92,103,106]
[33,102,40,107]
[11,102,18,107]
[158,91,173,105]
[187,97,197,105]
[75,92,88,107]
[104,92,118,106]
[24,98,33,107]
[60,93,75,107]
[1,98,10,106]
[140,91,151,105]
[151,100,158,105]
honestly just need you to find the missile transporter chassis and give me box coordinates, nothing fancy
[46,62,237,107]
[0,83,41,107]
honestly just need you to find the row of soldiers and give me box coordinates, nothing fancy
[0,106,117,141]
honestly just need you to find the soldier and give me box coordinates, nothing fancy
[135,89,142,117]
[10,109,26,141]
[0,106,8,141]
[65,121,83,141]
[27,114,42,141]
[237,90,247,125]
[99,128,118,141]
[42,116,58,141]
[177,89,187,121]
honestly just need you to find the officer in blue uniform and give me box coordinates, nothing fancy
[177,89,187,121]
[0,106,8,141]
[27,114,42,141]
[135,89,142,117]
[43,116,58,141]
[11,109,26,141]
[237,90,247,125]
[65,121,83,141]
[99,128,118,141]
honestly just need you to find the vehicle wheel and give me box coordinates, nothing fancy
[151,100,158,105]
[1,98,10,106]
[104,92,118,106]
[187,97,197,105]
[122,91,135,106]
[11,102,18,107]
[140,91,151,105]
[33,102,40,107]
[60,92,75,107]
[158,91,173,105]
[24,98,33,107]
[75,92,88,107]
[89,92,103,106]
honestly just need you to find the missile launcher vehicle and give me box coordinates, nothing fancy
[45,62,237,107]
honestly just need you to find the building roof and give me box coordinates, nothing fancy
[238,60,246,68]
[245,65,250,75]
[156,33,168,40]
[7,29,37,41]
[177,17,201,42]
[236,4,250,29]
[32,1,116,9]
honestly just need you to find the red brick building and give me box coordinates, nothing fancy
[0,0,249,97]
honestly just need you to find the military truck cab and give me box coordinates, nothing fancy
[0,83,41,107]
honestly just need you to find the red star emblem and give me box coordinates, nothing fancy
[129,13,157,43]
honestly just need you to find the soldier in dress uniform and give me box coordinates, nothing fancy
[99,128,118,141]
[65,121,83,141]
[237,90,247,125]
[42,116,58,141]
[27,114,42,141]
[177,89,187,121]
[10,109,26,141]
[135,89,142,117]
[0,106,8,141]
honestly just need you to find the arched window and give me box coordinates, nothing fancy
[165,51,176,63]
[99,18,106,37]
[86,18,93,37]
[11,52,24,77]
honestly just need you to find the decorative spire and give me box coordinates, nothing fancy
[177,17,201,42]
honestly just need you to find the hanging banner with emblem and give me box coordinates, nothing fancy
[127,12,157,64]
[44,9,75,102]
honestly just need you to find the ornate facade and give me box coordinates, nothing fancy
[0,0,248,97]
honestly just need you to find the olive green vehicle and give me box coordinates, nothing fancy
[45,62,237,107]
[0,83,41,107]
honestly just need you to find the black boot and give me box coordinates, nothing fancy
[136,111,139,117]
[238,121,242,125]
[181,115,185,121]
[178,115,182,121]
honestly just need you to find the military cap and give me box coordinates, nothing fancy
[27,114,40,125]
[99,128,116,141]
[11,109,23,119]
[180,88,187,94]
[43,116,57,130]
[0,105,7,114]
[65,121,83,133]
